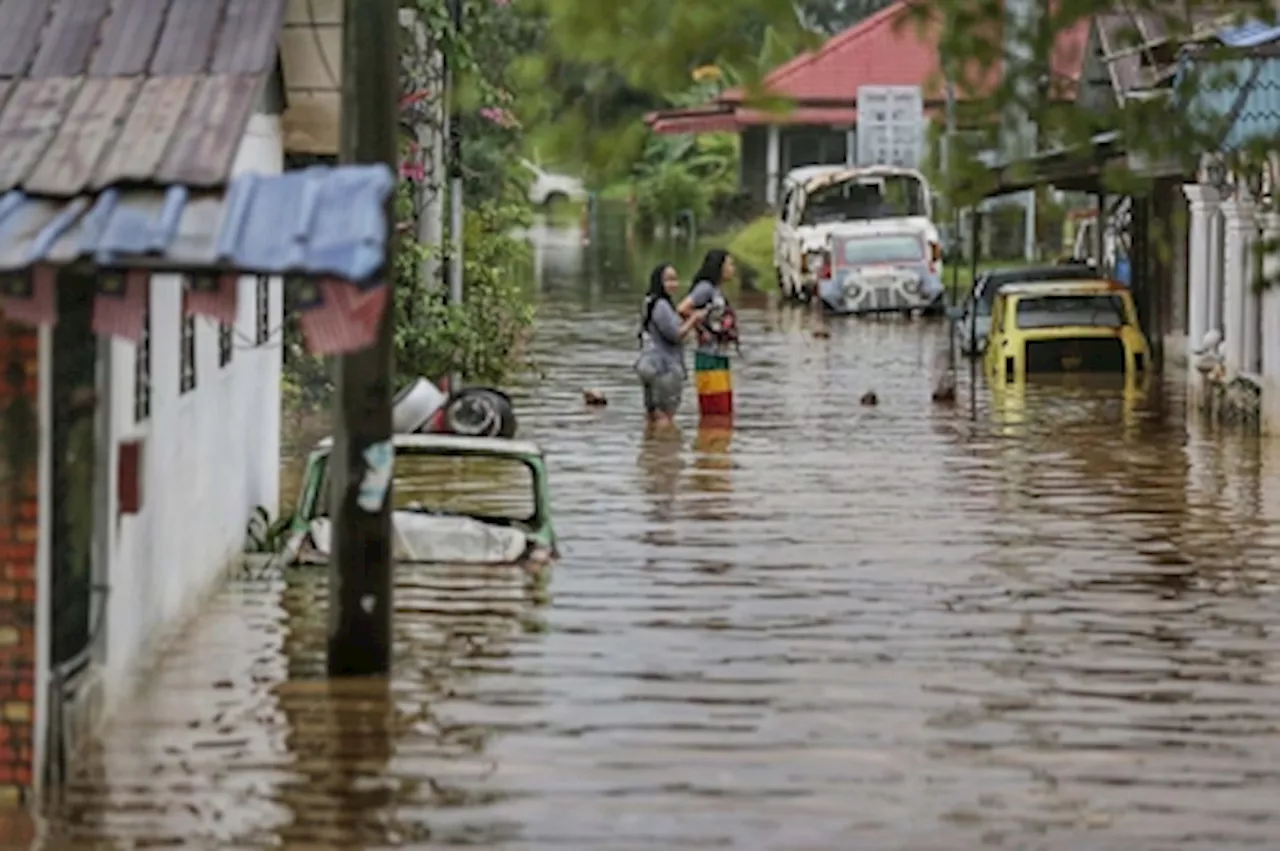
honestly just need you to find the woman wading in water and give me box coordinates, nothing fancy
[678,249,738,418]
[635,263,707,426]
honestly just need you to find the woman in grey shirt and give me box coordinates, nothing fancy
[636,263,707,426]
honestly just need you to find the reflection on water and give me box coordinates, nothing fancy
[39,213,1280,848]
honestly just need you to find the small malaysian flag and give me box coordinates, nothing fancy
[0,265,56,326]
[299,278,388,356]
[184,273,238,325]
[92,270,149,343]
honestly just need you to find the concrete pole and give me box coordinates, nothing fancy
[329,0,398,676]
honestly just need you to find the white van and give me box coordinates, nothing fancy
[774,165,940,302]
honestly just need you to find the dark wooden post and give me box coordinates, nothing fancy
[328,0,398,676]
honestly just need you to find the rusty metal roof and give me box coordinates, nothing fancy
[0,164,395,280]
[0,0,286,198]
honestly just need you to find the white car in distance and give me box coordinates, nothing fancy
[521,158,587,207]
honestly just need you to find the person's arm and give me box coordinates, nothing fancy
[678,280,713,317]
[652,301,703,343]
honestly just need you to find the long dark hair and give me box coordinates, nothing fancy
[640,262,673,338]
[689,248,729,292]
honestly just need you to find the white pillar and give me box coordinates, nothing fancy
[1208,204,1225,332]
[1182,183,1219,349]
[1240,195,1260,373]
[1221,191,1256,374]
[1260,211,1280,433]
[765,124,780,207]
[845,128,855,166]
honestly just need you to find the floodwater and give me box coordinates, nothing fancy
[36,217,1280,849]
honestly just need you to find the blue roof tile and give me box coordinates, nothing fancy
[0,164,395,281]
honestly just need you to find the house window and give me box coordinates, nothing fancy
[180,313,196,394]
[219,322,233,367]
[134,306,151,422]
[255,276,270,345]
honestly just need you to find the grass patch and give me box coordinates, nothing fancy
[597,181,633,201]
[724,214,774,277]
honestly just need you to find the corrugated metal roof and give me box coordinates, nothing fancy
[1180,55,1280,149]
[0,164,395,281]
[1216,21,1280,48]
[0,0,287,198]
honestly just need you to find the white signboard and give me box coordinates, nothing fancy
[855,85,924,168]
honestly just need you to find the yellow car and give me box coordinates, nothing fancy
[983,279,1151,384]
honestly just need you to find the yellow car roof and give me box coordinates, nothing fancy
[996,279,1127,298]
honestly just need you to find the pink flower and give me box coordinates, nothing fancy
[479,106,520,128]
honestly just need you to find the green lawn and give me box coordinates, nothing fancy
[597,181,633,201]
[724,214,774,277]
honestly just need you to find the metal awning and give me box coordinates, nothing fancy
[974,132,1123,197]
[0,164,394,281]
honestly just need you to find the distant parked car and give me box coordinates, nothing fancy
[521,159,587,207]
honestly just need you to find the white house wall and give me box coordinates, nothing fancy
[100,113,284,711]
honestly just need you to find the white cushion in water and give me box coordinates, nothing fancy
[306,512,528,564]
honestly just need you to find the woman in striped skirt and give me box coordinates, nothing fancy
[678,249,738,419]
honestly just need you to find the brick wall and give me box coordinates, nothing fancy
[0,320,38,807]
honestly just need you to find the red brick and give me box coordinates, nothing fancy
[3,565,31,582]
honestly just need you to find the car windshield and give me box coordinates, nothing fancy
[1015,294,1127,329]
[314,450,538,523]
[838,234,923,265]
[801,174,928,225]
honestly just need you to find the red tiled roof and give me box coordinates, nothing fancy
[646,104,740,134]
[647,1,1091,133]
[725,1,1088,103]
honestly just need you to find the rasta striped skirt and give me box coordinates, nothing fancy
[693,350,733,418]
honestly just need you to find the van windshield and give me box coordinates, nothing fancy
[801,174,928,225]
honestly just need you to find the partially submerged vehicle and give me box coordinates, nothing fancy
[983,279,1151,384]
[814,228,944,315]
[774,164,941,302]
[949,263,1105,355]
[283,434,557,576]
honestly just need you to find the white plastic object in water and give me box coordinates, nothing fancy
[392,377,447,434]
[304,513,528,565]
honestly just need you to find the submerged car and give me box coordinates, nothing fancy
[814,229,944,314]
[950,263,1104,355]
[984,279,1151,384]
[283,434,557,579]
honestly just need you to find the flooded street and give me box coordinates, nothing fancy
[38,222,1280,849]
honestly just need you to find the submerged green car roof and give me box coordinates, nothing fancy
[312,434,545,458]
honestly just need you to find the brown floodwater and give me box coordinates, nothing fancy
[33,224,1280,849]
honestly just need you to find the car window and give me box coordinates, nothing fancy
[1015,294,1127,329]
[780,188,796,224]
[314,451,538,522]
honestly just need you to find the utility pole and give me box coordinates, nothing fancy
[446,0,464,389]
[328,0,398,677]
